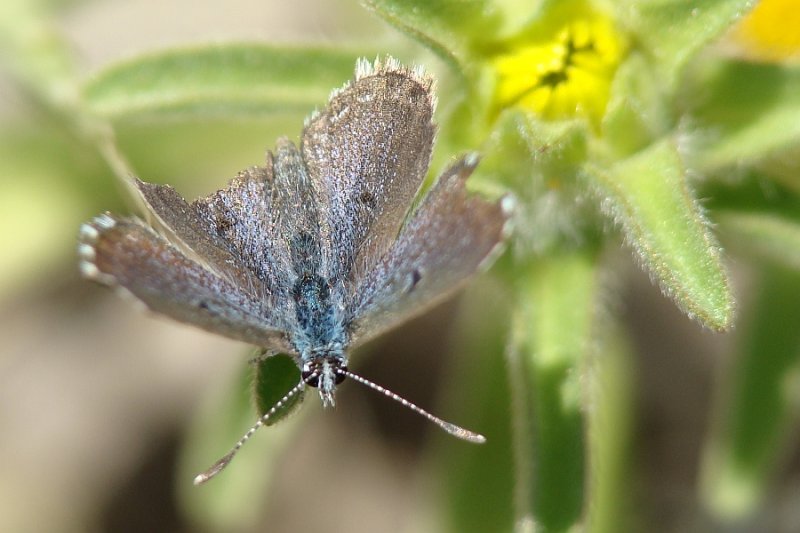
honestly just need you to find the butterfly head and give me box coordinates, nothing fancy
[301,351,347,407]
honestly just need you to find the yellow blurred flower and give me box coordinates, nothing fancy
[492,12,626,125]
[727,0,800,63]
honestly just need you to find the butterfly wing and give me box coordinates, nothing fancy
[191,160,294,317]
[301,58,435,284]
[347,156,510,348]
[78,214,293,351]
[84,153,303,351]
[132,176,263,291]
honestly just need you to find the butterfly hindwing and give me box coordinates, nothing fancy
[347,156,510,348]
[78,214,293,351]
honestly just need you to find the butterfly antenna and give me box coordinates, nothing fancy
[193,378,308,485]
[338,369,486,444]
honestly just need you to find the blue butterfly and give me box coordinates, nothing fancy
[79,57,510,483]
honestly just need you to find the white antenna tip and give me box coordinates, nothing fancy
[193,450,235,485]
[441,422,487,444]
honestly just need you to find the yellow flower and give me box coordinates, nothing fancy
[492,12,626,125]
[727,0,800,63]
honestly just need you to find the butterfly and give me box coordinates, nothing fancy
[78,57,511,483]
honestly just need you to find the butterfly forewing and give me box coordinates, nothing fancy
[347,156,509,348]
[301,59,436,286]
[79,215,293,351]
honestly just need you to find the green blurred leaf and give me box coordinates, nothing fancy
[363,0,501,70]
[509,251,600,530]
[716,210,800,270]
[585,325,634,533]
[588,138,735,330]
[755,145,800,195]
[688,60,800,173]
[253,353,305,421]
[83,45,364,121]
[702,267,800,519]
[178,356,306,531]
[440,282,514,533]
[614,0,754,91]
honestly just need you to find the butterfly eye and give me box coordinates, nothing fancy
[334,366,347,385]
[302,368,320,387]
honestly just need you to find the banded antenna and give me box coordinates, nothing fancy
[337,368,486,444]
[193,369,485,485]
[193,378,307,485]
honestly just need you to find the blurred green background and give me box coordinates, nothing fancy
[2,1,800,532]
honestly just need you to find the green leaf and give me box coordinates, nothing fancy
[716,210,800,270]
[252,353,305,421]
[363,0,501,70]
[178,355,306,531]
[585,325,635,533]
[687,60,800,173]
[701,267,800,519]
[83,45,363,121]
[440,282,514,533]
[508,251,601,530]
[588,138,735,330]
[614,0,755,91]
